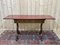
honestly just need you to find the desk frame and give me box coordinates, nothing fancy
[14,19,45,41]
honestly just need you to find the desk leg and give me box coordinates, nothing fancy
[39,23,43,41]
[16,23,20,41]
[39,23,43,34]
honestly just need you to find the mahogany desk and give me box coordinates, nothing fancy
[4,15,55,41]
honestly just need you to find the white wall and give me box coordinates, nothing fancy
[0,0,60,32]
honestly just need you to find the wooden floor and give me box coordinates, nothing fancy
[0,30,60,45]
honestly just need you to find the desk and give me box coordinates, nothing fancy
[4,15,55,41]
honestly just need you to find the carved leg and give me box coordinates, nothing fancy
[16,23,20,41]
[39,23,43,41]
[39,23,43,34]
